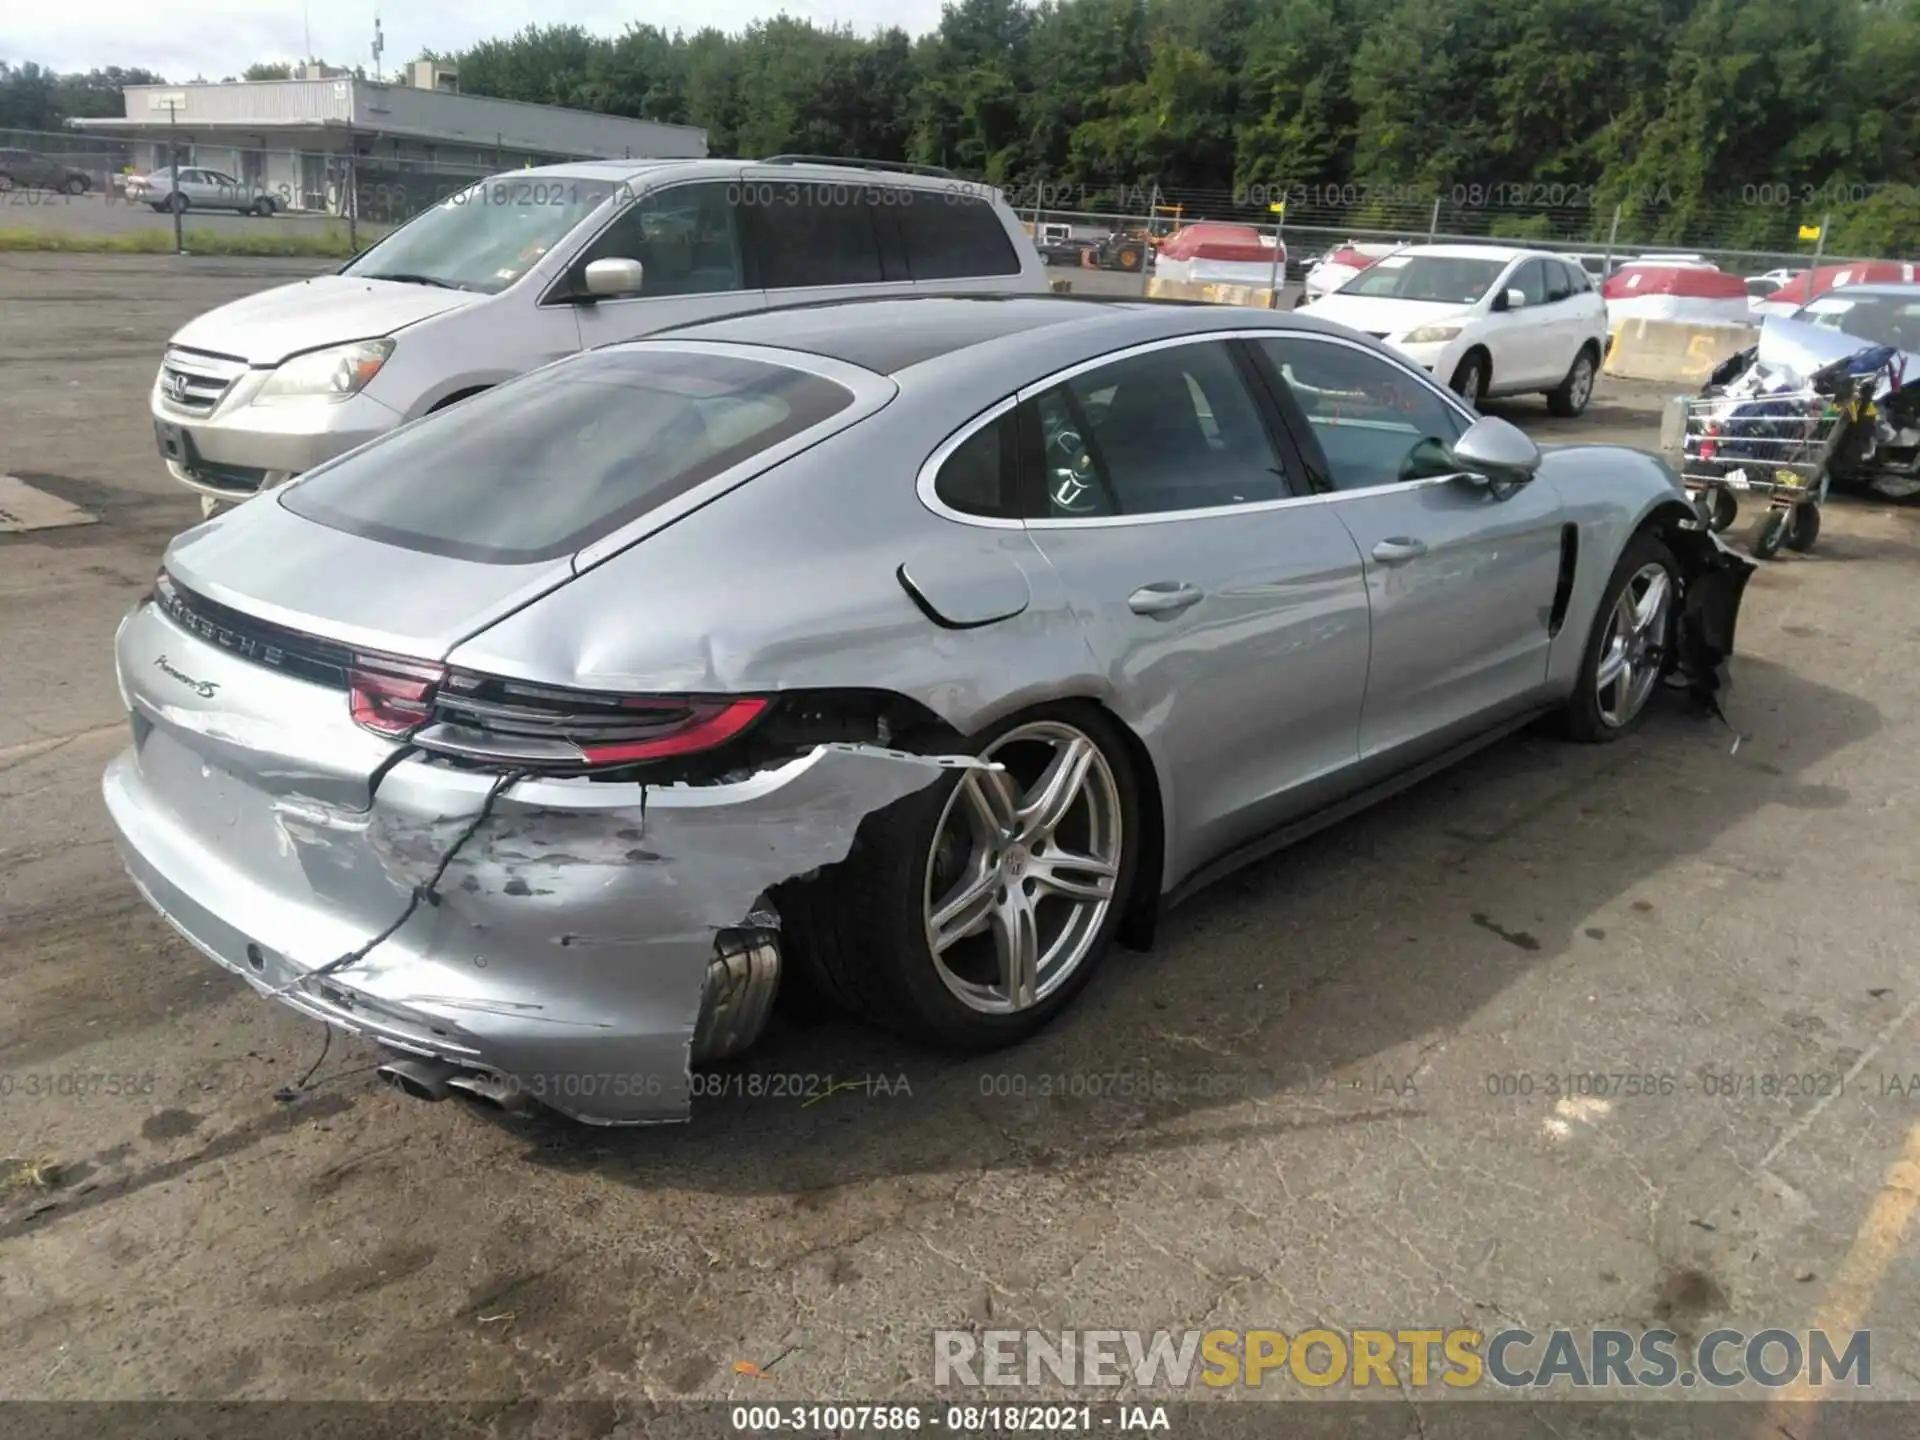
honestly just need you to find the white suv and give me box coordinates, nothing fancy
[1297,243,1611,415]
[151,156,1047,513]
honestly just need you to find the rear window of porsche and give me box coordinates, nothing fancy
[279,350,854,564]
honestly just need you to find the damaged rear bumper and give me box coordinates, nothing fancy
[104,741,980,1125]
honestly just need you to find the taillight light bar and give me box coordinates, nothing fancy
[348,653,447,737]
[353,661,774,770]
[579,697,770,765]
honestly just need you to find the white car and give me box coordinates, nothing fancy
[1298,243,1611,414]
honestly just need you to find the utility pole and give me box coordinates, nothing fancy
[169,102,182,255]
[1601,203,1622,282]
[1265,200,1285,308]
[1427,195,1441,244]
[146,93,188,254]
[1812,211,1831,267]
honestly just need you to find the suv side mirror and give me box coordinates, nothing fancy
[1450,415,1542,485]
[581,257,644,299]
[1491,287,1527,312]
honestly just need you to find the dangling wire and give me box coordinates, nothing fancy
[269,768,529,1098]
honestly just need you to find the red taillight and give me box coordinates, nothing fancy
[415,675,772,770]
[348,653,446,737]
[578,697,770,765]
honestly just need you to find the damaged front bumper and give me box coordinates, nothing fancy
[104,740,981,1125]
[1668,523,1757,711]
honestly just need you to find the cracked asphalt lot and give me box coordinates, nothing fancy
[4,253,1920,1409]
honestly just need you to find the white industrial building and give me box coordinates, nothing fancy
[71,62,706,214]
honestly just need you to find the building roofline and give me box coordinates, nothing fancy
[110,79,708,140]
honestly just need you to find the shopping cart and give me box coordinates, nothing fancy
[1678,381,1867,559]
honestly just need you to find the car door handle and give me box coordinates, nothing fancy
[1371,538,1428,564]
[1128,582,1205,616]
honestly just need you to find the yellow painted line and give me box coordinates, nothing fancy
[1755,1119,1920,1436]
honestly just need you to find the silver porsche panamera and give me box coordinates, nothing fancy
[105,295,1754,1125]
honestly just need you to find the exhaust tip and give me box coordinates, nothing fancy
[376,1055,460,1103]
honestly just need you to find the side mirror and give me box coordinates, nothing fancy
[581,257,644,299]
[1491,287,1527,312]
[1450,416,1542,485]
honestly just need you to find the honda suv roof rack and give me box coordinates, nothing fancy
[757,155,958,180]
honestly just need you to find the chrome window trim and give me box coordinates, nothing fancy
[914,326,1482,531]
[917,394,1027,530]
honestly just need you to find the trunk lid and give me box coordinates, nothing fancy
[163,492,576,662]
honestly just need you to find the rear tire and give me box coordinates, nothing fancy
[167,192,188,214]
[781,703,1141,1051]
[1559,531,1680,743]
[1450,351,1489,408]
[1546,347,1598,417]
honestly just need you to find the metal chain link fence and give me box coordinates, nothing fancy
[3,124,1914,275]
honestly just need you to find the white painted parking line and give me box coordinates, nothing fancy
[0,475,99,534]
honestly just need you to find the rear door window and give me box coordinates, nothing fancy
[1026,340,1288,517]
[280,350,855,564]
[746,183,885,289]
[897,192,1022,280]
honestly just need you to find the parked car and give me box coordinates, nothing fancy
[150,156,1047,517]
[1032,221,1089,267]
[1299,243,1610,414]
[0,147,92,194]
[1301,242,1397,301]
[124,167,281,216]
[105,294,1753,1126]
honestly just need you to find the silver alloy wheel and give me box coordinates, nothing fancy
[1568,354,1594,409]
[1459,361,1483,406]
[1594,562,1673,728]
[924,720,1123,1014]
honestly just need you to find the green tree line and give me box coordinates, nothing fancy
[7,0,1919,252]
[441,0,1920,252]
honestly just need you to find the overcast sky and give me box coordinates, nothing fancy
[4,0,950,81]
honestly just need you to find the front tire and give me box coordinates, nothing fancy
[1784,501,1821,553]
[1559,531,1680,743]
[782,704,1141,1050]
[1698,486,1738,532]
[64,175,88,196]
[1750,506,1791,560]
[1450,350,1489,409]
[1547,347,1598,417]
